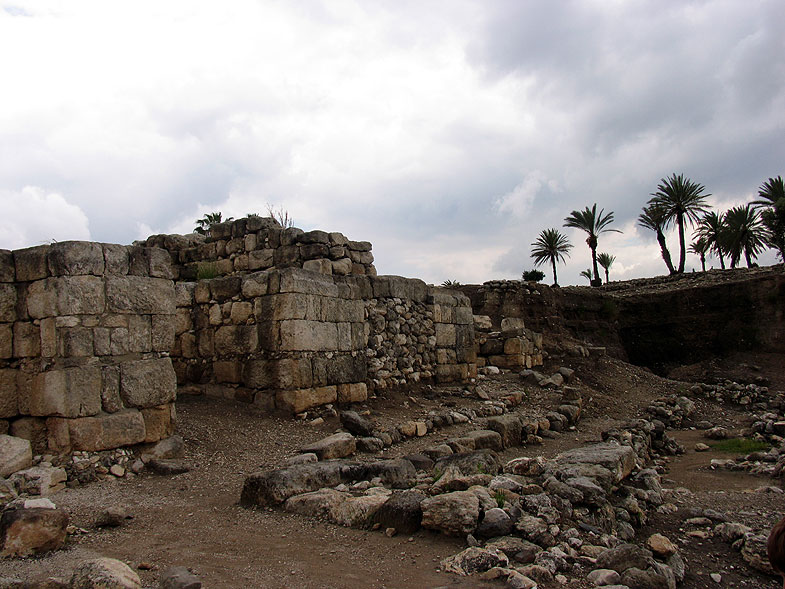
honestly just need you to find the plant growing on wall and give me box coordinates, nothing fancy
[194,212,233,235]
[266,204,294,228]
[521,269,545,282]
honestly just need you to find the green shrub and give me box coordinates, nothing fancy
[494,490,505,508]
[522,269,545,282]
[196,261,218,280]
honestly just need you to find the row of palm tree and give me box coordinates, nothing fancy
[528,173,784,287]
[639,174,785,273]
[530,204,620,287]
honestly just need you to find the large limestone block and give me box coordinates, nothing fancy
[29,366,102,418]
[13,245,49,282]
[279,320,338,351]
[240,460,365,506]
[555,443,637,484]
[312,355,367,386]
[0,435,32,477]
[276,268,340,297]
[486,414,524,448]
[106,276,175,315]
[421,490,480,536]
[0,249,15,282]
[70,557,141,589]
[435,323,456,347]
[0,283,16,322]
[301,432,356,460]
[141,404,176,443]
[0,506,69,557]
[68,409,146,451]
[337,382,368,404]
[103,243,130,275]
[27,276,106,318]
[129,246,175,279]
[13,322,40,357]
[47,241,104,276]
[370,275,428,302]
[151,314,175,351]
[0,323,12,358]
[276,386,337,414]
[0,369,18,418]
[214,325,259,356]
[120,358,176,408]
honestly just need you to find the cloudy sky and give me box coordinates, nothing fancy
[1,0,783,285]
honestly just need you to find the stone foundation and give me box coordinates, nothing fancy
[0,242,177,453]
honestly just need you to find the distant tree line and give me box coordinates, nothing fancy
[527,174,785,287]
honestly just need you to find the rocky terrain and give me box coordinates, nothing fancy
[1,345,783,588]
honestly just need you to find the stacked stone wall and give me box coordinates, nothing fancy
[142,217,376,281]
[0,242,177,454]
[171,269,476,414]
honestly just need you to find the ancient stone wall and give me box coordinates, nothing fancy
[141,217,376,281]
[171,269,476,414]
[0,241,177,454]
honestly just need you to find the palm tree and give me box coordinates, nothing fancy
[194,212,233,235]
[530,228,573,287]
[596,252,616,284]
[579,269,593,284]
[724,204,766,268]
[649,174,711,273]
[563,204,620,287]
[696,211,727,270]
[753,176,785,264]
[689,237,709,272]
[638,204,676,275]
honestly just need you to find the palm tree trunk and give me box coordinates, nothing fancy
[677,213,686,273]
[551,258,558,286]
[700,254,706,272]
[718,250,726,269]
[604,268,609,284]
[656,229,676,274]
[745,250,752,267]
[591,247,600,285]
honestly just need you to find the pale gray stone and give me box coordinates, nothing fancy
[0,435,32,478]
[70,557,141,589]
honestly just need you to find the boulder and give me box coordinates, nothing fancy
[300,432,356,460]
[619,567,669,589]
[359,458,416,488]
[421,491,480,536]
[485,536,542,563]
[0,436,32,478]
[486,415,524,448]
[595,543,654,573]
[330,493,390,528]
[466,430,504,451]
[475,507,512,539]
[741,533,776,574]
[241,461,363,506]
[0,507,69,557]
[647,533,677,558]
[285,489,347,520]
[372,490,425,534]
[434,450,501,476]
[339,411,375,437]
[160,566,202,589]
[70,557,141,589]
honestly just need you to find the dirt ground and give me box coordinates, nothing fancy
[2,352,784,588]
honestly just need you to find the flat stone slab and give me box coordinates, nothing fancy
[553,443,636,484]
[301,432,356,460]
[0,435,32,478]
[241,461,364,507]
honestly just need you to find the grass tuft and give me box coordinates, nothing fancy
[709,438,769,454]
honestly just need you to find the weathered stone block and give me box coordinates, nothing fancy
[0,506,69,557]
[303,258,333,275]
[301,432,356,460]
[277,268,340,297]
[337,382,368,404]
[248,249,275,271]
[68,409,146,451]
[0,369,17,418]
[0,283,16,322]
[47,241,104,276]
[332,258,352,276]
[214,325,259,356]
[119,358,177,409]
[241,271,270,297]
[106,276,175,315]
[279,320,337,351]
[435,323,456,347]
[370,275,428,301]
[210,276,242,302]
[230,301,253,324]
[9,417,47,454]
[0,434,32,477]
[194,281,210,304]
[55,276,105,315]
[58,326,93,357]
[0,250,14,282]
[270,358,313,389]
[312,355,367,386]
[276,386,337,413]
[101,365,122,413]
[151,314,175,352]
[30,366,102,418]
[0,323,12,359]
[14,246,49,282]
[103,244,130,275]
[214,360,242,383]
[141,404,176,443]
[127,315,152,353]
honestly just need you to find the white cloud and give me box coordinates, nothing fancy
[0,186,91,249]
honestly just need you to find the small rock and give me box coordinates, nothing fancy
[647,533,677,558]
[95,506,129,528]
[70,557,141,588]
[385,528,396,537]
[695,443,711,452]
[710,572,721,582]
[160,565,202,589]
[110,464,126,478]
[147,459,191,475]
